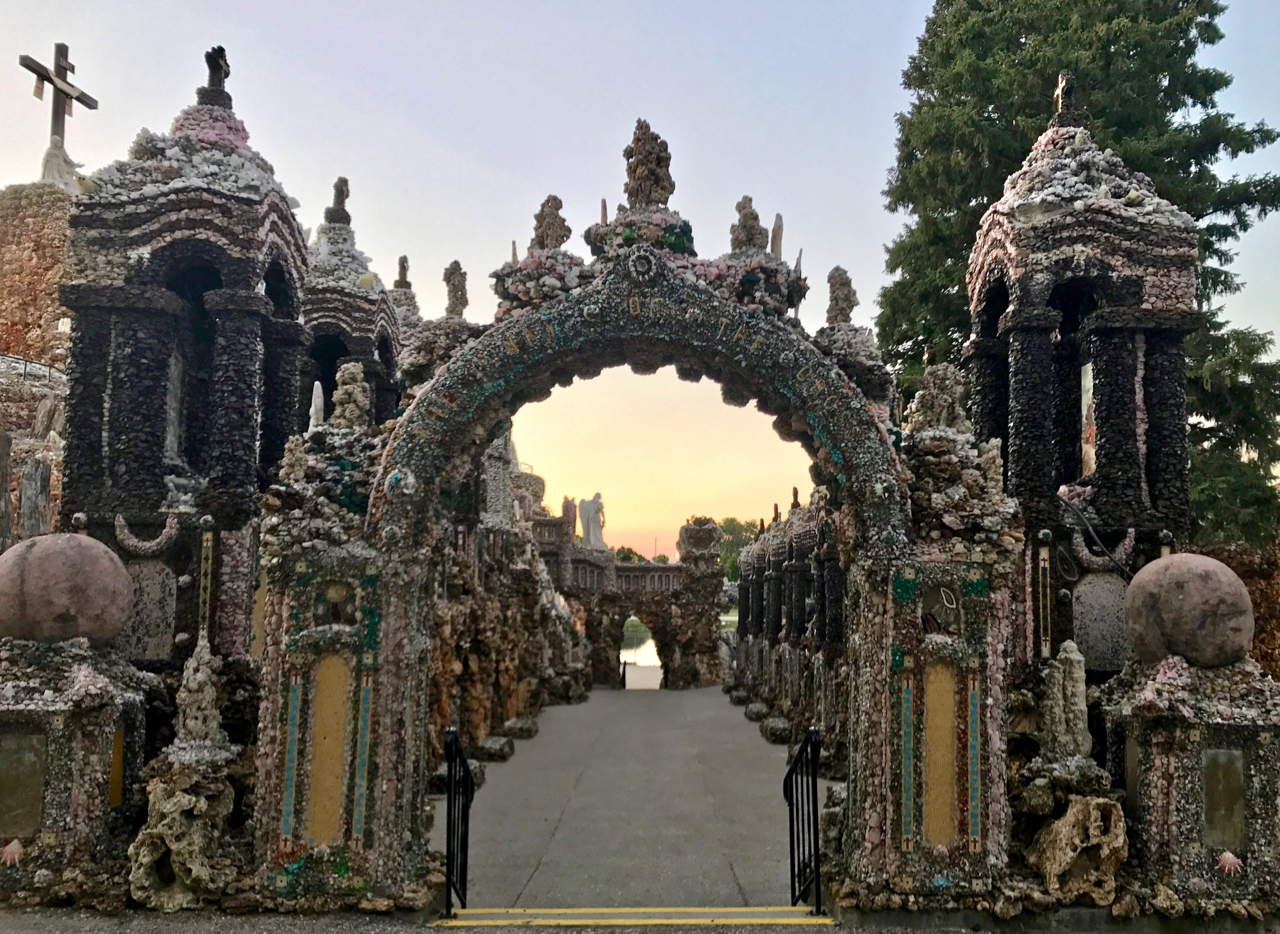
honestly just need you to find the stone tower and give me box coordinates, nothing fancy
[964,74,1199,670]
[298,177,402,427]
[58,48,309,664]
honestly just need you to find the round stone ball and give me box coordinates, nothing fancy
[1125,553,1254,668]
[0,534,133,647]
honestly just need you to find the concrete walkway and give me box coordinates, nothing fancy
[461,687,793,909]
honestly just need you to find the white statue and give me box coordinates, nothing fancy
[308,380,325,431]
[41,136,81,196]
[578,492,606,549]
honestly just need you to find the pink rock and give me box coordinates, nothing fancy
[0,534,133,648]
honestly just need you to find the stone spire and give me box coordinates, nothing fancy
[394,254,411,289]
[729,196,768,252]
[825,267,858,325]
[623,119,675,208]
[1049,69,1088,128]
[530,194,572,251]
[325,176,351,225]
[444,260,468,317]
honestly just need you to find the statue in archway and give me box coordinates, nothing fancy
[579,493,606,549]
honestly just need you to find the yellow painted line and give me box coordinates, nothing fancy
[434,919,833,927]
[455,907,814,914]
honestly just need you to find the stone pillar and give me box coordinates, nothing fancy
[259,318,308,477]
[1143,332,1190,533]
[17,459,51,538]
[205,291,266,512]
[0,432,11,552]
[822,543,844,649]
[1086,330,1143,525]
[736,577,749,639]
[105,310,177,507]
[812,552,827,644]
[785,552,807,643]
[749,558,765,639]
[1052,335,1083,484]
[965,338,1009,447]
[765,554,784,644]
[1006,327,1057,527]
[59,306,113,520]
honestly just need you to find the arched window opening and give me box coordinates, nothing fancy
[263,260,293,317]
[310,334,349,418]
[165,263,222,474]
[978,280,1008,340]
[375,332,398,423]
[1048,278,1099,483]
[973,279,1010,485]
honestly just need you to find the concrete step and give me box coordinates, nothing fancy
[436,907,833,927]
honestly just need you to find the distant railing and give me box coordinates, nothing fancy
[0,353,65,384]
[783,728,824,914]
[444,728,476,918]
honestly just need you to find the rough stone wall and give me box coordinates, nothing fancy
[0,182,74,367]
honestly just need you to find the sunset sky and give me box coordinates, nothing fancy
[3,0,1277,557]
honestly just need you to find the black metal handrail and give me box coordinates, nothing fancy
[783,727,823,914]
[444,728,476,918]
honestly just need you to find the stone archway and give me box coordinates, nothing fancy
[367,246,910,560]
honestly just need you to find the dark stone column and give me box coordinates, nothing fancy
[965,338,1009,447]
[1144,332,1191,533]
[822,544,844,650]
[60,308,113,519]
[749,562,765,639]
[1007,327,1057,528]
[205,291,265,520]
[106,310,176,508]
[1052,335,1083,485]
[812,554,827,644]
[1087,330,1143,526]
[736,577,749,639]
[260,318,309,479]
[296,355,319,433]
[765,554,784,644]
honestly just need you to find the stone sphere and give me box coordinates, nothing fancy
[1125,554,1253,668]
[0,534,133,647]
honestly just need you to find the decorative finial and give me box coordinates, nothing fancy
[324,176,350,225]
[530,194,572,251]
[825,266,858,326]
[773,503,781,524]
[394,255,411,290]
[511,240,518,264]
[204,46,230,91]
[1049,70,1087,127]
[770,214,784,260]
[791,487,800,510]
[730,196,768,252]
[1054,70,1075,114]
[600,198,608,224]
[444,260,468,317]
[623,118,675,208]
[196,46,233,107]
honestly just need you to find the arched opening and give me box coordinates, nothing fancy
[310,333,349,419]
[375,331,398,423]
[165,262,222,474]
[263,260,293,317]
[1048,277,1099,484]
[973,279,1010,482]
[619,615,660,689]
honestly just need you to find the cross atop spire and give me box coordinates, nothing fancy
[19,43,98,147]
[196,46,233,108]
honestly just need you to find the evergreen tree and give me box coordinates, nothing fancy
[878,0,1280,387]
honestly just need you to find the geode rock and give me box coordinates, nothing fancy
[744,702,770,722]
[760,717,791,745]
[472,735,515,762]
[1126,554,1254,668]
[1026,796,1127,905]
[0,533,132,647]
[503,717,539,740]
[729,689,750,706]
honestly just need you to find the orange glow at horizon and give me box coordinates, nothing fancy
[510,367,814,560]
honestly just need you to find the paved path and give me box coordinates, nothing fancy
[459,687,793,908]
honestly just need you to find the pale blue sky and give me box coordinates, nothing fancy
[3,0,1276,337]
[3,1,1276,554]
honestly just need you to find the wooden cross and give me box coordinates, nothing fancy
[19,43,98,146]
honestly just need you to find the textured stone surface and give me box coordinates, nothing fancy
[472,734,515,762]
[1027,796,1127,905]
[759,717,790,745]
[1126,554,1254,667]
[743,702,769,722]
[0,533,132,646]
[119,559,177,662]
[1073,572,1129,671]
[504,717,539,740]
